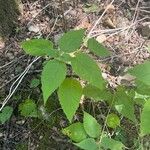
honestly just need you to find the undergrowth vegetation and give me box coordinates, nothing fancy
[1,29,150,149]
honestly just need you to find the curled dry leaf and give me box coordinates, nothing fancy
[106,4,115,13]
[103,17,116,29]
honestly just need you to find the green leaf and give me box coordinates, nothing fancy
[83,84,112,102]
[58,29,85,53]
[83,111,101,138]
[71,52,105,89]
[106,113,120,128]
[74,138,98,150]
[19,99,38,117]
[100,137,125,150]
[135,80,150,96]
[114,88,136,122]
[58,78,82,122]
[128,61,150,86]
[140,100,150,136]
[41,60,66,104]
[21,39,58,57]
[134,92,148,106]
[88,38,110,57]
[30,78,40,88]
[0,106,13,124]
[62,122,87,142]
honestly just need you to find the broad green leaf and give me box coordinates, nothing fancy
[106,113,120,128]
[83,111,101,138]
[58,29,85,53]
[128,61,150,86]
[114,88,136,122]
[41,60,66,104]
[21,39,58,57]
[62,122,87,142]
[19,99,38,117]
[71,52,105,89]
[58,78,82,122]
[140,100,150,136]
[100,137,125,150]
[88,38,110,57]
[83,84,112,102]
[135,80,150,96]
[30,78,40,88]
[74,138,98,150]
[0,106,13,124]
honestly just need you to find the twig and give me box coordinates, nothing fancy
[0,57,40,111]
[46,17,59,39]
[0,75,20,90]
[98,97,115,145]
[0,60,15,70]
[93,17,148,39]
[87,0,115,38]
[0,55,25,70]
[27,3,52,26]
[125,0,141,40]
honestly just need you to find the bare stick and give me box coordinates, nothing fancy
[87,0,115,38]
[0,57,40,111]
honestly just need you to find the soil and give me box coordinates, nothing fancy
[0,0,150,149]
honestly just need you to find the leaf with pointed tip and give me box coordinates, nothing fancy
[100,137,125,150]
[58,78,82,122]
[41,60,66,104]
[62,122,87,142]
[128,61,150,86]
[135,80,150,96]
[114,88,136,122]
[21,39,58,57]
[58,29,85,53]
[140,100,150,136]
[88,38,110,57]
[83,111,101,138]
[74,138,98,150]
[71,52,105,89]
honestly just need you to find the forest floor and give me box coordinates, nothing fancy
[0,0,150,149]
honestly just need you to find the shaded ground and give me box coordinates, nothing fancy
[0,0,150,149]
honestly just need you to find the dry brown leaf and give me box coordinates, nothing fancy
[103,17,116,29]
[76,21,91,30]
[106,4,115,13]
[75,15,91,30]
